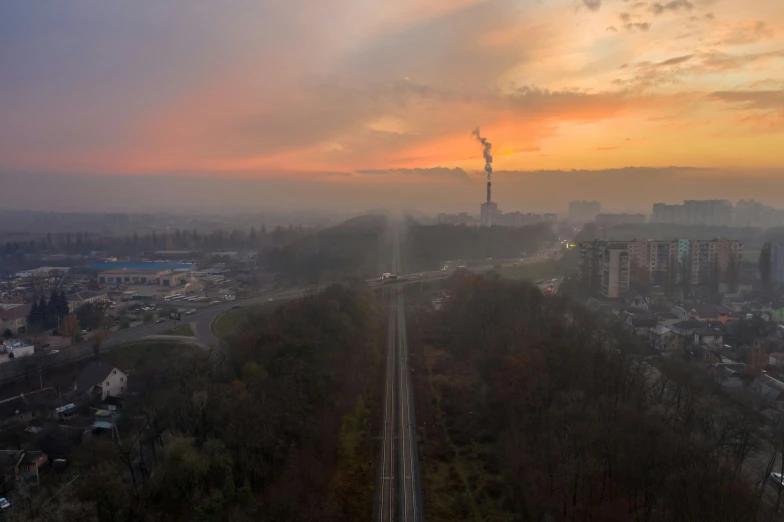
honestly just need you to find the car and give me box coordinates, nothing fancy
[155,318,165,324]
[0,497,10,509]
[232,305,241,309]
[267,298,274,302]
[185,309,196,315]
[771,472,784,487]
[48,349,60,356]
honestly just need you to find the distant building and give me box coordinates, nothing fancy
[0,304,31,335]
[480,201,498,227]
[595,213,646,227]
[569,201,601,223]
[436,213,475,226]
[651,200,733,226]
[15,267,70,279]
[67,290,108,313]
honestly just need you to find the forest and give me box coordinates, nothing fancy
[403,222,555,271]
[410,273,782,522]
[21,282,381,522]
[263,215,390,284]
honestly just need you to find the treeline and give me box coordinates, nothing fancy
[263,215,389,284]
[29,283,380,522]
[26,291,69,331]
[0,226,312,270]
[413,274,777,521]
[403,222,554,271]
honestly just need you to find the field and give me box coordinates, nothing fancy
[161,323,194,337]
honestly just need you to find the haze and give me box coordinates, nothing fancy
[1,0,782,212]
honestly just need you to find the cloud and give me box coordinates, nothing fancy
[650,0,693,15]
[709,90,784,110]
[583,0,602,12]
[656,54,694,66]
[714,21,774,46]
[625,22,652,31]
[597,146,618,150]
[620,12,631,21]
[606,25,619,32]
[355,167,470,179]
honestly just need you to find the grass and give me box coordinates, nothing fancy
[212,308,252,338]
[102,341,195,373]
[493,259,564,282]
[742,250,760,263]
[162,323,194,337]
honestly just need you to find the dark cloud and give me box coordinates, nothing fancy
[625,22,651,31]
[620,12,631,21]
[355,167,470,179]
[656,54,693,66]
[704,12,715,20]
[709,90,784,110]
[583,0,602,11]
[649,0,693,15]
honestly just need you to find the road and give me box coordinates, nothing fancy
[376,227,423,522]
[0,249,560,384]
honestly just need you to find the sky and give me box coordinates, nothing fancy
[1,0,782,212]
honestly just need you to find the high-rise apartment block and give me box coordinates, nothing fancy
[579,238,742,297]
[595,213,646,227]
[651,200,733,226]
[569,201,601,223]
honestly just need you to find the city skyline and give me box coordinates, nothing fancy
[1,0,782,212]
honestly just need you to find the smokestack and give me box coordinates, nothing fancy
[473,127,494,227]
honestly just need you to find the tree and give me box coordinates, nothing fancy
[60,314,80,344]
[76,302,107,331]
[726,253,741,293]
[2,329,12,339]
[142,311,154,323]
[38,295,49,329]
[760,241,773,288]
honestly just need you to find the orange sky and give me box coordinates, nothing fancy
[0,0,782,207]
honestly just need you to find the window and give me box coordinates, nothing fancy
[113,370,116,375]
[106,381,109,386]
[121,377,124,382]
[121,386,124,392]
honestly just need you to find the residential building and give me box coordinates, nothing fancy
[651,200,733,226]
[0,388,59,425]
[569,201,601,222]
[66,290,108,313]
[750,374,784,411]
[689,238,742,284]
[734,200,784,228]
[595,213,646,227]
[579,241,630,298]
[0,450,48,486]
[772,244,784,284]
[0,304,31,335]
[74,362,128,400]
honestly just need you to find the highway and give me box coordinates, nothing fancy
[0,248,560,384]
[376,228,423,522]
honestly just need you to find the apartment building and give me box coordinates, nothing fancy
[651,200,733,226]
[579,241,630,298]
[595,213,646,227]
[569,201,601,223]
[580,238,742,296]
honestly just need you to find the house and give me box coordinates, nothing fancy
[722,294,749,313]
[687,344,722,365]
[625,314,659,338]
[0,304,31,335]
[0,450,48,486]
[671,306,689,321]
[694,328,724,348]
[690,304,719,322]
[670,320,704,336]
[67,290,108,313]
[750,374,784,411]
[710,362,748,388]
[0,388,59,425]
[74,362,127,400]
[649,324,681,352]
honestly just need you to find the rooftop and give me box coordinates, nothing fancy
[91,262,192,271]
[75,362,118,392]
